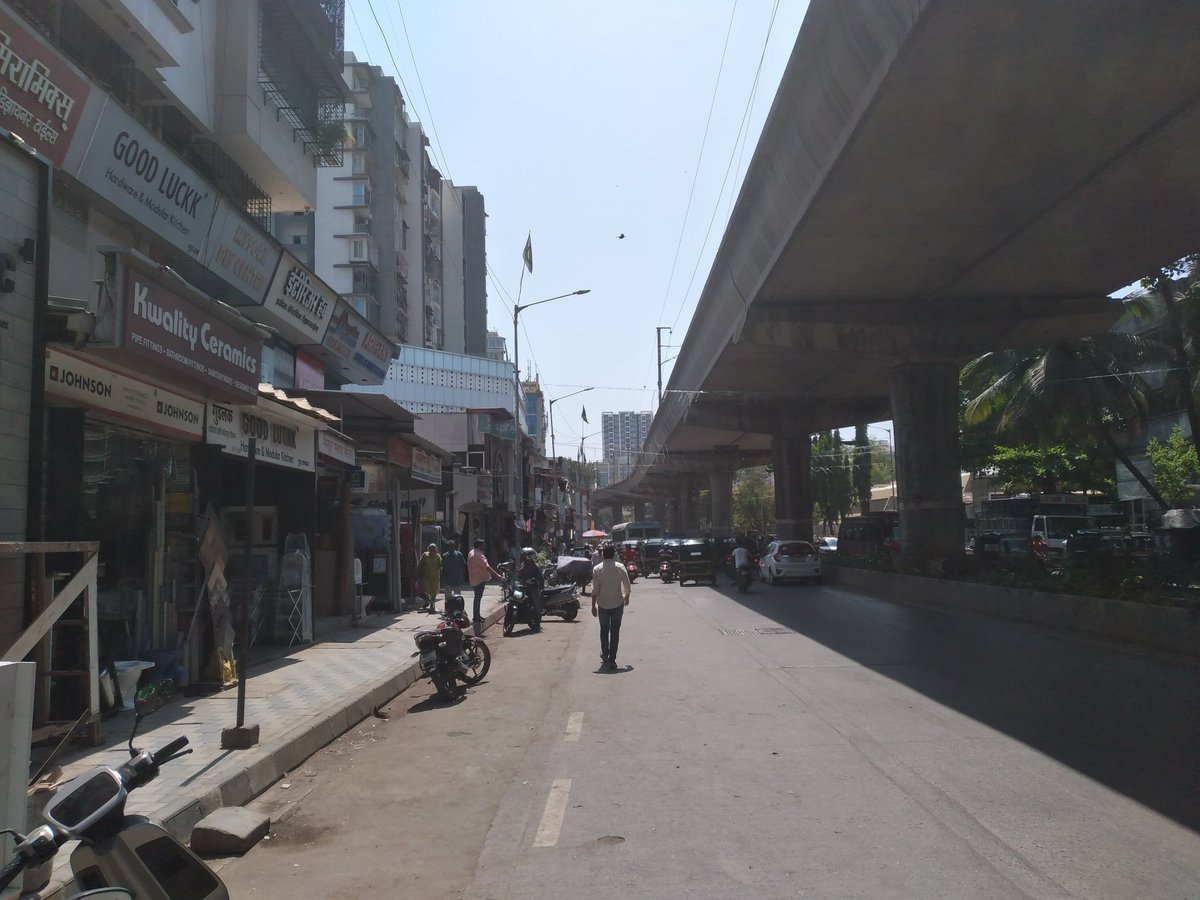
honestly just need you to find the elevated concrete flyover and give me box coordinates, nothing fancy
[616,0,1200,554]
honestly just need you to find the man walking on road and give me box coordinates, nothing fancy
[591,543,631,671]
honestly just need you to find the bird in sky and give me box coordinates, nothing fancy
[617,233,625,239]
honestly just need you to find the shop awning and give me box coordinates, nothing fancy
[288,389,417,433]
[259,385,340,426]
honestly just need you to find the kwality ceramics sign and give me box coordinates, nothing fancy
[207,401,316,472]
[100,254,262,401]
[71,97,217,260]
[45,346,204,441]
[0,5,91,165]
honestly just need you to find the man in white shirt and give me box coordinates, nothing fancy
[591,543,631,671]
[733,544,752,573]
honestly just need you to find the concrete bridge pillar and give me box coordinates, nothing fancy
[708,464,735,538]
[890,361,964,561]
[772,424,813,541]
[608,502,623,527]
[678,477,697,535]
[633,501,647,521]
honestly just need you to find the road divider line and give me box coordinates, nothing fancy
[533,778,572,847]
[564,712,584,741]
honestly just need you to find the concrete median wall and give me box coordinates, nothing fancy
[832,567,1200,658]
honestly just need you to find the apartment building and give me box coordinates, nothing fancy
[600,410,652,487]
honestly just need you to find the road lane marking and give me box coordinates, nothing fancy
[533,778,572,847]
[564,712,584,741]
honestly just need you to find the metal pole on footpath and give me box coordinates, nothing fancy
[223,438,259,749]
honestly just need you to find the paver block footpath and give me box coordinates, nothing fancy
[190,808,271,856]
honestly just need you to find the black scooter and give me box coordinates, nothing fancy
[538,582,581,621]
[0,681,227,899]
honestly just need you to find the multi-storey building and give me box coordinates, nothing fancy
[486,330,509,362]
[0,0,401,713]
[440,183,488,357]
[600,411,652,487]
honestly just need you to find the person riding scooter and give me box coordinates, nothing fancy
[732,543,754,587]
[517,546,544,632]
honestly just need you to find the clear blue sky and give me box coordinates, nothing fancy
[343,0,812,460]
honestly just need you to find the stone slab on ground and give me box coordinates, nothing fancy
[190,807,270,855]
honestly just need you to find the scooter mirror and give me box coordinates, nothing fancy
[129,679,174,755]
[72,890,134,899]
[133,679,173,718]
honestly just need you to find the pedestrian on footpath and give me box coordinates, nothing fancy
[467,539,503,631]
[442,540,467,609]
[416,543,442,613]
[591,543,631,671]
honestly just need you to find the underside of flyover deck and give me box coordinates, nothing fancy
[607,0,1200,556]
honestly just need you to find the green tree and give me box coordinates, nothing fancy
[985,443,1115,495]
[811,431,854,532]
[732,466,774,533]
[962,326,1170,509]
[853,425,872,512]
[1146,424,1200,507]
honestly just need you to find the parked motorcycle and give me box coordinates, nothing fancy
[0,681,227,899]
[436,597,491,685]
[503,578,542,635]
[414,614,470,701]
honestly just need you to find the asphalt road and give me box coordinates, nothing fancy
[216,575,1200,899]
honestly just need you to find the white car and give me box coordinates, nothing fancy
[760,540,822,585]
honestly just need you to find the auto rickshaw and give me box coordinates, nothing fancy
[676,539,717,585]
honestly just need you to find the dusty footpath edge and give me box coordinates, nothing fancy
[160,601,508,842]
[30,602,507,900]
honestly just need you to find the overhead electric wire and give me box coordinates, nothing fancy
[669,0,782,332]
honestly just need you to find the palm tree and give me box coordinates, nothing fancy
[962,330,1170,509]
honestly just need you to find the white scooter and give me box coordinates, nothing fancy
[0,680,227,899]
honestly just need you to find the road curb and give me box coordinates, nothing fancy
[39,602,507,899]
[159,601,507,842]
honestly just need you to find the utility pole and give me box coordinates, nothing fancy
[656,326,672,405]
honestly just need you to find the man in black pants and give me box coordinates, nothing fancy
[590,543,631,671]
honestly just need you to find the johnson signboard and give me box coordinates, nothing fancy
[46,346,204,441]
[0,5,90,165]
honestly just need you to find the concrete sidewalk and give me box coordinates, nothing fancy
[26,586,509,899]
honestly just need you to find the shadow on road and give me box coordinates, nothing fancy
[723,579,1200,833]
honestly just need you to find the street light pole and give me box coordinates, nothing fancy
[548,386,594,547]
[513,289,590,548]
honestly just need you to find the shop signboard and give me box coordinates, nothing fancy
[317,430,355,467]
[256,253,336,347]
[200,200,281,305]
[411,446,442,485]
[207,401,316,472]
[320,300,395,384]
[294,351,324,390]
[398,489,436,523]
[387,436,412,468]
[120,264,260,399]
[72,98,217,259]
[0,5,91,166]
[45,346,204,441]
[475,413,515,440]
